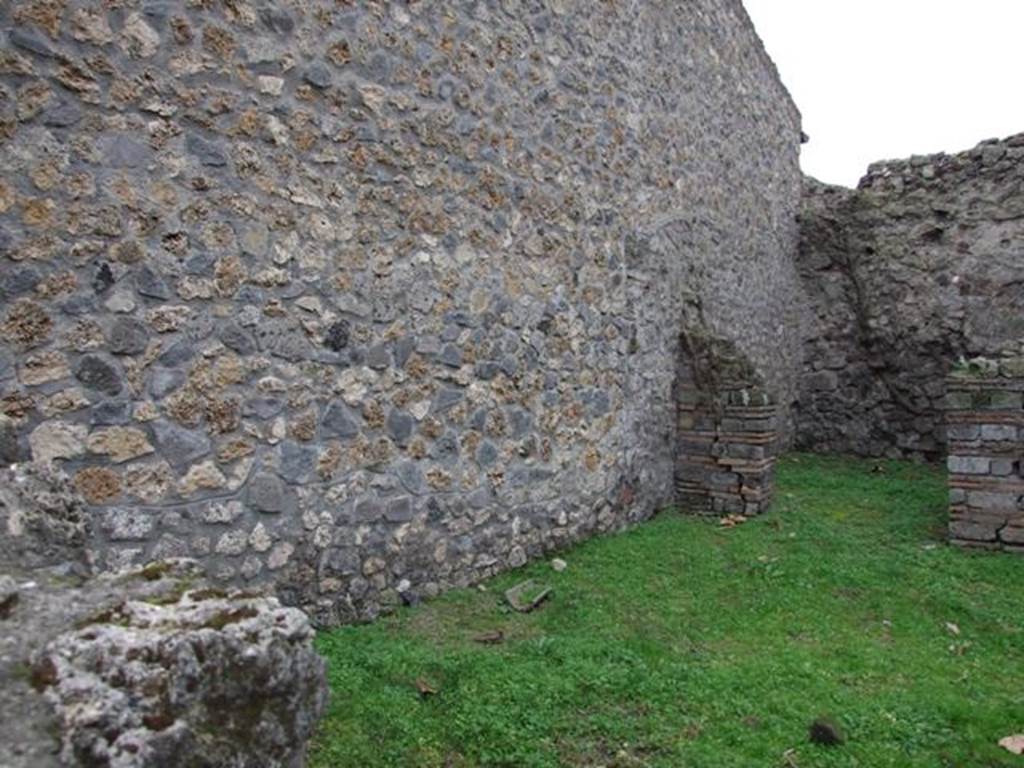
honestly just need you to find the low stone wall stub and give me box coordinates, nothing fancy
[945,361,1024,551]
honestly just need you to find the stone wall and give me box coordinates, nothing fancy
[797,135,1024,460]
[0,0,803,623]
[945,359,1024,551]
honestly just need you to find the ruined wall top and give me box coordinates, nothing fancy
[859,132,1024,194]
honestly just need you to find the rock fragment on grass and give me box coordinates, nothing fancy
[999,734,1024,755]
[504,579,551,613]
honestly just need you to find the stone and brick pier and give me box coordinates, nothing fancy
[945,359,1024,551]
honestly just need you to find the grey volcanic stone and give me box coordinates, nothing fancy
[432,387,465,414]
[385,496,415,523]
[395,461,426,495]
[322,401,359,438]
[507,408,533,438]
[151,421,211,467]
[61,295,99,315]
[260,7,295,34]
[9,28,56,58]
[73,355,123,396]
[386,409,414,445]
[100,134,152,168]
[475,361,501,380]
[186,134,228,166]
[304,63,332,89]
[248,472,288,513]
[135,265,172,300]
[354,497,383,523]
[279,440,316,483]
[322,547,359,575]
[0,266,40,298]
[90,400,132,426]
[393,335,416,367]
[149,368,185,398]
[219,321,257,355]
[107,317,150,355]
[257,319,312,361]
[432,430,459,463]
[157,340,195,367]
[42,101,83,128]
[244,396,285,419]
[439,344,463,368]
[366,344,390,370]
[475,441,499,467]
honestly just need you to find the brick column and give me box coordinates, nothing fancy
[945,359,1024,551]
[676,382,778,516]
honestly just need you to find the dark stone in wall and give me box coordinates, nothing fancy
[107,318,150,356]
[73,356,123,396]
[151,421,211,468]
[323,320,351,352]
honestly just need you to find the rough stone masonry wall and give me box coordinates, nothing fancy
[797,134,1024,460]
[0,0,802,624]
[945,359,1024,551]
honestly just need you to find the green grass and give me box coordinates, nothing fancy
[311,454,1024,767]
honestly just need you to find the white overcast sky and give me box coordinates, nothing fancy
[743,1,1024,187]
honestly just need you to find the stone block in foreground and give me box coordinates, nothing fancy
[0,463,328,768]
[945,359,1024,551]
[3,561,328,768]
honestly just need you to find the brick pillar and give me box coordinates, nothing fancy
[945,359,1024,551]
[676,377,778,516]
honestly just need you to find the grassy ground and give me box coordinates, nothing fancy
[311,454,1024,767]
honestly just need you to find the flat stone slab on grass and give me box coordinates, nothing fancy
[504,579,552,613]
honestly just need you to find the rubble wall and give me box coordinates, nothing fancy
[0,0,802,622]
[797,135,1024,459]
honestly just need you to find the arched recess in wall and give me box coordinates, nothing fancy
[674,314,779,516]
